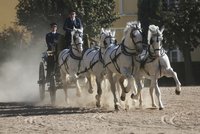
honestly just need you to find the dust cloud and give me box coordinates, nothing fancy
[0,41,45,102]
[0,40,115,108]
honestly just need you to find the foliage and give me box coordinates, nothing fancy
[16,0,119,39]
[0,26,30,63]
[162,0,200,51]
[137,0,163,43]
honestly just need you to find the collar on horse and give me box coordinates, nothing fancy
[120,27,143,56]
[69,48,82,60]
[121,39,138,56]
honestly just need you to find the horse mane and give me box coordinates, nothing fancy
[148,25,163,44]
[149,25,159,34]
[122,21,140,41]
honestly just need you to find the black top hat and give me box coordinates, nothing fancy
[69,9,76,13]
[50,22,57,27]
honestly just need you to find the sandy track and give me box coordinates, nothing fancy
[0,86,200,134]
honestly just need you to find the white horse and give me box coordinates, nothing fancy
[131,25,181,110]
[58,29,85,104]
[104,21,143,110]
[80,28,116,108]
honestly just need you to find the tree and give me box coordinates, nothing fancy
[137,0,163,43]
[16,0,119,41]
[162,0,200,85]
[0,26,30,63]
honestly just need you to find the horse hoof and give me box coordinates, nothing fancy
[131,93,135,99]
[96,102,101,108]
[124,89,130,93]
[95,95,99,100]
[120,96,125,101]
[175,90,181,95]
[152,104,157,108]
[88,89,93,94]
[114,105,119,111]
[159,107,164,110]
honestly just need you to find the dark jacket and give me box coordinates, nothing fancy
[63,17,82,35]
[45,32,60,51]
[63,17,83,48]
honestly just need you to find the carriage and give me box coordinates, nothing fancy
[37,50,63,105]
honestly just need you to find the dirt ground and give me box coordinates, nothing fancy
[0,86,200,134]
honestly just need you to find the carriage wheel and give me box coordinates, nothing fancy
[49,74,56,105]
[38,62,45,101]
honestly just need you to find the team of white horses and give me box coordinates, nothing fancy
[57,21,181,110]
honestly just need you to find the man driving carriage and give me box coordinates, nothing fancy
[63,9,83,49]
[45,22,61,83]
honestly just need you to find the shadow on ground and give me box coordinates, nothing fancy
[0,102,113,117]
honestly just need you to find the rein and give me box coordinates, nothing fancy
[103,36,116,48]
[69,48,82,60]
[77,48,104,75]
[121,27,143,56]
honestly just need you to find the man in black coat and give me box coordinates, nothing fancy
[46,23,60,51]
[45,22,61,82]
[63,9,83,49]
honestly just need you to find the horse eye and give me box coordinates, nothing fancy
[132,33,136,38]
[150,38,154,44]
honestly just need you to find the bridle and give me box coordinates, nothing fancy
[121,24,143,56]
[130,26,143,46]
[72,31,83,53]
[100,32,116,48]
[149,32,165,57]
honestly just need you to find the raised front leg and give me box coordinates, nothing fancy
[75,77,82,97]
[131,77,143,100]
[119,76,126,101]
[86,73,94,94]
[164,68,181,95]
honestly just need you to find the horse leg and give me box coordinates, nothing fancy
[107,70,120,111]
[95,75,103,108]
[149,86,157,108]
[115,77,121,95]
[75,77,82,97]
[139,92,143,108]
[153,79,164,110]
[165,68,181,95]
[60,70,69,104]
[119,76,126,101]
[86,73,93,94]
[63,82,69,104]
[131,77,143,100]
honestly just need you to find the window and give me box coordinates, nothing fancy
[168,48,183,62]
[171,51,178,61]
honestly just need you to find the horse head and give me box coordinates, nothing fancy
[148,25,164,57]
[123,21,143,54]
[71,28,84,53]
[100,28,116,48]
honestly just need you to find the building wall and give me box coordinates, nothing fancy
[191,47,200,62]
[112,0,138,42]
[0,0,18,31]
